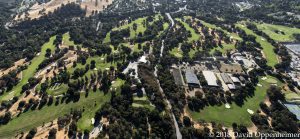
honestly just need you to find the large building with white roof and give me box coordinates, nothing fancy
[202,71,218,87]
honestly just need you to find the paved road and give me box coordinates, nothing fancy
[166,13,175,27]
[90,123,103,138]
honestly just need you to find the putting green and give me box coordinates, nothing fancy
[265,78,278,84]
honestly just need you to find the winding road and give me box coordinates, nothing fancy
[155,13,182,139]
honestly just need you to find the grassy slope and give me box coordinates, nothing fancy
[210,43,235,55]
[236,24,278,67]
[0,91,111,138]
[104,14,162,43]
[62,32,75,46]
[1,36,56,101]
[77,79,124,131]
[255,23,300,42]
[201,20,242,41]
[176,18,200,43]
[189,76,282,127]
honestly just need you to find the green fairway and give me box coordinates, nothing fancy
[104,14,163,43]
[188,49,197,58]
[69,55,117,78]
[210,43,236,54]
[1,36,56,101]
[189,76,281,127]
[120,42,147,53]
[176,18,200,42]
[77,79,124,131]
[170,45,183,58]
[184,16,242,41]
[237,23,278,67]
[0,91,111,138]
[62,32,75,46]
[255,23,300,42]
[202,21,242,41]
[47,83,69,96]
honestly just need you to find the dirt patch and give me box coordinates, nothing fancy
[0,93,38,117]
[15,0,113,20]
[0,59,26,78]
[16,119,69,139]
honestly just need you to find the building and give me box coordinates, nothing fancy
[227,84,236,90]
[219,62,244,73]
[172,68,185,86]
[202,71,218,87]
[231,76,241,84]
[185,69,201,88]
[138,56,148,63]
[220,73,233,84]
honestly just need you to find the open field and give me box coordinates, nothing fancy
[176,18,200,43]
[201,20,242,41]
[104,14,163,43]
[1,36,56,101]
[0,91,111,138]
[189,76,281,127]
[15,0,112,20]
[77,79,124,131]
[237,23,278,67]
[68,55,117,79]
[47,83,69,96]
[62,32,75,46]
[255,23,300,42]
[170,46,183,58]
[210,43,235,54]
[104,17,148,43]
[184,16,242,41]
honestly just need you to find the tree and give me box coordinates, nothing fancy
[90,60,96,69]
[45,48,52,58]
[133,23,138,31]
[48,128,57,139]
[183,116,192,127]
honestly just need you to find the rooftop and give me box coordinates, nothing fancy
[202,71,218,86]
[185,69,200,85]
[172,68,185,86]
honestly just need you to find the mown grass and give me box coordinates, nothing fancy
[176,18,200,43]
[47,83,69,96]
[170,46,183,58]
[0,91,111,138]
[77,79,124,131]
[62,32,75,46]
[1,36,56,101]
[189,76,281,127]
[255,22,300,42]
[210,43,236,55]
[236,23,278,67]
[104,14,163,43]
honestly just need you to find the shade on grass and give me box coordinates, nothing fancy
[62,32,75,46]
[210,43,236,55]
[77,79,125,131]
[255,23,300,42]
[104,14,163,43]
[170,46,183,58]
[184,16,242,41]
[1,36,57,101]
[236,23,278,67]
[176,18,200,43]
[47,83,69,96]
[0,91,111,138]
[189,76,281,127]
